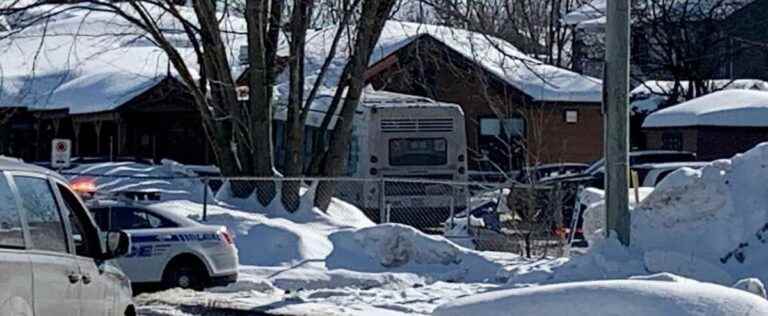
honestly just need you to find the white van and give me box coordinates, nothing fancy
[0,157,134,316]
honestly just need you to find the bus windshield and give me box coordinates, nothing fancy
[389,138,447,166]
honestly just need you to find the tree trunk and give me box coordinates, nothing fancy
[246,0,280,205]
[314,0,397,210]
[283,0,311,212]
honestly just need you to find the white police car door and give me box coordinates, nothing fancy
[109,207,174,283]
[11,174,80,316]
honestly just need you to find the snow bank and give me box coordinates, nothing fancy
[528,143,768,287]
[629,144,768,283]
[579,187,654,243]
[326,224,507,282]
[434,277,768,316]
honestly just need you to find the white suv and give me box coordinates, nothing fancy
[0,158,134,316]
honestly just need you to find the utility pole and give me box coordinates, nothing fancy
[604,0,631,246]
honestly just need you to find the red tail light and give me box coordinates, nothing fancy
[219,228,234,245]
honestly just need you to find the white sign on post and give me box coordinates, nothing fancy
[51,139,72,169]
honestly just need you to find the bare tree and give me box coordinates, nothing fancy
[312,0,397,210]
[631,0,747,105]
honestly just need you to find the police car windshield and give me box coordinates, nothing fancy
[91,207,177,231]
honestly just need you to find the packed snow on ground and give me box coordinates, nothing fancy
[502,142,768,290]
[434,275,768,316]
[75,153,768,315]
[128,176,521,315]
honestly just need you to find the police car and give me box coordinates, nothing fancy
[85,199,239,290]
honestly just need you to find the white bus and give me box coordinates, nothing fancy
[273,89,468,225]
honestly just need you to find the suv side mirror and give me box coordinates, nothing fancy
[103,231,131,260]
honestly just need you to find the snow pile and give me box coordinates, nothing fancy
[629,143,768,284]
[158,199,511,289]
[326,224,507,282]
[579,187,655,243]
[434,276,768,316]
[733,278,767,298]
[643,89,768,127]
[514,143,768,287]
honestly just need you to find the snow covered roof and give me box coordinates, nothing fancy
[631,79,768,113]
[643,90,768,128]
[562,0,605,26]
[632,79,768,97]
[0,4,246,114]
[283,21,602,103]
[274,88,462,128]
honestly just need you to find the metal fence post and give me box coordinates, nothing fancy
[379,178,387,223]
[202,177,208,222]
[449,185,455,228]
[466,183,472,235]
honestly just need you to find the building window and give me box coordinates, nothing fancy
[564,110,579,124]
[480,117,525,138]
[661,131,683,151]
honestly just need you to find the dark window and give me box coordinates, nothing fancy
[108,207,176,230]
[477,116,526,171]
[661,131,683,151]
[56,183,97,257]
[90,207,109,232]
[0,174,24,248]
[15,176,68,253]
[389,138,447,166]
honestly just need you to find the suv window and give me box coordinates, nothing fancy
[14,176,68,253]
[0,174,24,248]
[56,183,98,257]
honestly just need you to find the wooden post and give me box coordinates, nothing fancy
[72,120,81,157]
[94,121,103,156]
[604,0,632,246]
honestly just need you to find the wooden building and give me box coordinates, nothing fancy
[3,77,212,165]
[643,89,768,161]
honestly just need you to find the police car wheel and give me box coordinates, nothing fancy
[163,264,205,290]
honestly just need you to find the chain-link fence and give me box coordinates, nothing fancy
[62,171,576,258]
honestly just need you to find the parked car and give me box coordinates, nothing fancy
[86,199,239,291]
[633,161,710,187]
[524,151,698,245]
[0,157,134,316]
[515,163,590,184]
[542,150,698,189]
